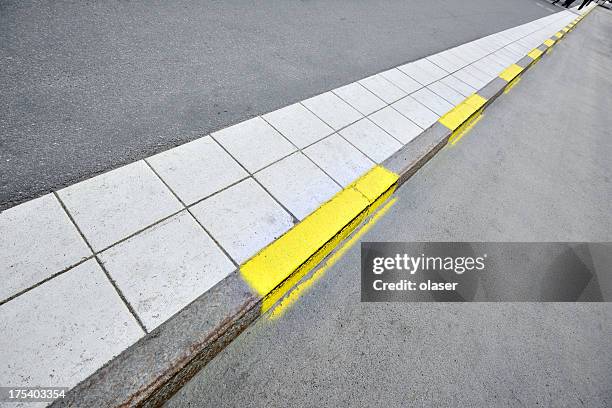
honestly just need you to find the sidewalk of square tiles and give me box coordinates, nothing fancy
[0,7,585,399]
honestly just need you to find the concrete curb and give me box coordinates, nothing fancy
[51,8,594,408]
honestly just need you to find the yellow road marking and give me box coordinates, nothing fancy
[554,32,563,39]
[499,64,524,82]
[269,197,398,320]
[449,113,483,145]
[504,76,521,94]
[438,94,487,131]
[240,166,398,312]
[528,48,543,60]
[544,39,555,47]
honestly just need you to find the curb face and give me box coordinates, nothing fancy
[51,7,595,408]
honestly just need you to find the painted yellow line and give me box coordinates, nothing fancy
[554,32,563,39]
[544,39,555,47]
[449,113,483,145]
[503,76,521,94]
[499,64,524,82]
[438,94,487,131]
[528,48,544,60]
[269,197,398,320]
[240,165,398,312]
[562,27,570,33]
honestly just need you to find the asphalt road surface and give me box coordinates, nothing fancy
[0,0,563,210]
[167,7,612,408]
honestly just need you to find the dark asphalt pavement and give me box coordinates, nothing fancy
[0,0,560,210]
[166,7,612,407]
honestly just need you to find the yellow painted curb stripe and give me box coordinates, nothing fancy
[240,165,398,312]
[499,64,524,82]
[544,39,555,47]
[554,32,563,39]
[269,197,398,319]
[504,76,521,94]
[449,112,483,145]
[438,93,487,131]
[528,48,543,60]
[562,27,570,33]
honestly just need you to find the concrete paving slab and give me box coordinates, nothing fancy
[391,96,440,130]
[255,153,340,220]
[302,91,363,130]
[331,82,386,116]
[212,117,296,173]
[440,75,477,97]
[0,194,91,302]
[190,178,294,264]
[57,161,183,252]
[398,58,448,86]
[262,103,333,149]
[99,211,234,331]
[304,134,374,187]
[338,118,402,164]
[411,87,455,116]
[444,48,474,68]
[358,74,406,104]
[379,68,423,94]
[369,106,423,144]
[492,48,520,65]
[454,66,489,89]
[147,136,248,205]
[426,53,458,73]
[0,259,144,391]
[427,81,466,105]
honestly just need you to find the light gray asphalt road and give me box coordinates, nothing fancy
[0,0,564,210]
[167,7,612,408]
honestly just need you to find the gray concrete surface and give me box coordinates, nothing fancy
[167,7,612,408]
[0,0,564,210]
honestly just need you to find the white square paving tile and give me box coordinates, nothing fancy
[99,211,234,331]
[0,259,144,392]
[426,52,464,73]
[463,42,489,59]
[445,48,474,67]
[212,117,296,173]
[57,161,183,252]
[369,106,423,145]
[190,178,294,264]
[332,82,386,116]
[453,43,484,62]
[411,88,454,116]
[493,48,519,66]
[302,91,363,130]
[147,136,248,205]
[465,63,495,82]
[392,96,440,130]
[255,153,340,220]
[453,67,488,89]
[398,58,448,86]
[304,134,374,187]
[358,74,406,104]
[380,68,422,94]
[441,75,477,97]
[472,58,504,77]
[262,102,333,148]
[0,194,92,302]
[338,118,402,163]
[427,81,465,105]
[426,53,454,73]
